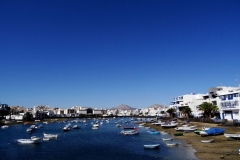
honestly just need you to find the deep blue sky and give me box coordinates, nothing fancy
[1,0,240,109]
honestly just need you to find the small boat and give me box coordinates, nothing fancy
[93,124,99,127]
[31,136,41,141]
[72,125,80,129]
[166,142,179,146]
[194,130,202,135]
[26,128,33,133]
[63,126,70,132]
[160,131,170,135]
[162,138,173,141]
[92,126,98,130]
[1,125,9,129]
[43,137,50,141]
[144,144,160,149]
[123,126,137,130]
[161,122,178,128]
[199,128,224,137]
[17,138,41,144]
[121,130,139,135]
[173,132,183,136]
[116,124,121,127]
[201,139,214,143]
[43,133,58,139]
[224,133,240,139]
[149,131,160,135]
[175,126,196,132]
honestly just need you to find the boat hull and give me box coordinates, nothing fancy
[17,139,41,144]
[144,144,160,149]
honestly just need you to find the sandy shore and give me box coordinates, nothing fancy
[147,120,240,160]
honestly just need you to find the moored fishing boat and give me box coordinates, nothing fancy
[1,125,9,129]
[166,142,178,146]
[17,138,41,144]
[26,128,33,133]
[162,138,173,141]
[92,126,98,129]
[63,126,71,132]
[143,144,160,149]
[43,137,50,141]
[149,131,160,135]
[201,139,214,143]
[31,136,42,141]
[43,133,58,139]
[161,122,178,128]
[174,132,183,136]
[72,125,80,129]
[121,130,139,135]
[123,126,137,130]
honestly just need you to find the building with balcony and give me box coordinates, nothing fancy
[217,87,240,120]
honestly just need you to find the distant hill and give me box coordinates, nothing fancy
[149,104,167,109]
[110,104,136,110]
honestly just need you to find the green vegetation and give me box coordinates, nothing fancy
[197,102,218,118]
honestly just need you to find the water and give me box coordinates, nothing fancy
[0,118,198,160]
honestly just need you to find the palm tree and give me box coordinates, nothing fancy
[197,102,218,118]
[166,108,176,118]
[181,107,192,119]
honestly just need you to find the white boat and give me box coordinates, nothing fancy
[175,126,197,132]
[26,128,33,133]
[224,133,240,139]
[116,124,121,127]
[161,122,178,128]
[93,124,99,127]
[1,125,9,129]
[63,126,70,132]
[43,137,50,141]
[72,125,80,129]
[144,144,160,149]
[202,126,210,131]
[43,133,58,139]
[201,139,214,143]
[17,138,41,144]
[160,131,170,135]
[166,142,179,146]
[162,138,173,141]
[31,136,42,141]
[92,126,98,130]
[121,130,139,135]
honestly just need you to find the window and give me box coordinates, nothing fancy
[228,94,233,100]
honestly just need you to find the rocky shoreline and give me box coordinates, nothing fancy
[146,120,240,160]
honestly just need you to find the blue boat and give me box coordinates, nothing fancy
[149,131,160,135]
[205,128,224,135]
[200,128,225,136]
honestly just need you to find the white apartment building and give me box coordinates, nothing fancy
[169,93,208,118]
[169,86,240,120]
[215,86,240,120]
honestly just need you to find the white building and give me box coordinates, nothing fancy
[215,86,240,120]
[169,93,208,118]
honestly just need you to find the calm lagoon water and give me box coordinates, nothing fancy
[0,118,198,160]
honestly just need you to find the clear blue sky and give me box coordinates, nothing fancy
[1,0,240,109]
